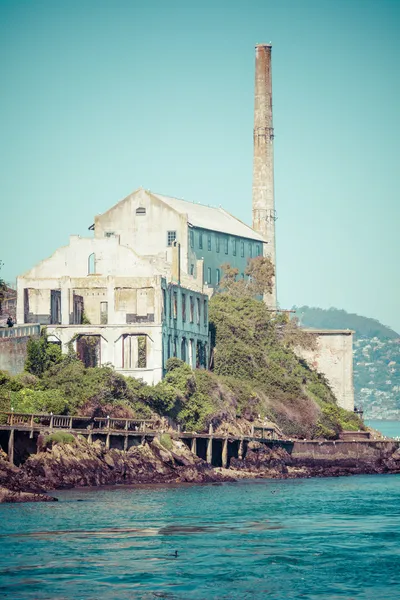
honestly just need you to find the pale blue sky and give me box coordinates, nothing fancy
[0,0,399,332]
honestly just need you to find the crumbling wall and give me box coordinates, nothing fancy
[297,330,354,411]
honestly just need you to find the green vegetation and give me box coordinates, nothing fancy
[0,291,364,439]
[43,432,75,447]
[159,433,173,450]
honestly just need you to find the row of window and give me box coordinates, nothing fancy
[165,336,208,368]
[205,268,248,286]
[162,289,207,326]
[189,229,261,258]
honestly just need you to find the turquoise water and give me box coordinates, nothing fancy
[1,475,400,599]
[365,419,400,439]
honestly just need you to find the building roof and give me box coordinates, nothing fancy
[150,191,266,242]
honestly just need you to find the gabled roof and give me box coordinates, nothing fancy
[150,191,266,242]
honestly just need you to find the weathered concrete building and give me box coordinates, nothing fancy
[91,187,267,292]
[6,43,355,413]
[296,330,355,412]
[16,236,209,384]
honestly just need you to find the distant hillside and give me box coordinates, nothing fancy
[293,306,400,419]
[294,306,399,340]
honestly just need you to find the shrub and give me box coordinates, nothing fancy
[11,388,70,415]
[159,433,173,450]
[44,432,75,447]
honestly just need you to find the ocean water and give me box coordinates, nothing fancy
[365,419,400,439]
[1,475,400,599]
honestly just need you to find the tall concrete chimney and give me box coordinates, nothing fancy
[252,43,277,309]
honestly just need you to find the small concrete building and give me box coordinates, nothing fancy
[91,187,267,292]
[16,235,209,384]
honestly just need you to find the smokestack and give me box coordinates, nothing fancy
[252,43,277,309]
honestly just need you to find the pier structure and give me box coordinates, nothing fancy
[0,412,279,468]
[0,412,393,470]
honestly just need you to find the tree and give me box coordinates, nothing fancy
[25,328,63,376]
[219,256,275,299]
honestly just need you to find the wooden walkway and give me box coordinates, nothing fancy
[0,412,279,467]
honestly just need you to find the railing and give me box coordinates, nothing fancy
[0,412,155,432]
[93,417,156,431]
[0,324,40,339]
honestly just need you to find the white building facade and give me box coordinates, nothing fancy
[17,235,209,385]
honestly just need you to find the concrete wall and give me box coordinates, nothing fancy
[0,336,32,375]
[94,188,190,271]
[291,440,398,461]
[296,330,355,411]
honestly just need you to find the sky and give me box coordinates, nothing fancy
[0,0,399,332]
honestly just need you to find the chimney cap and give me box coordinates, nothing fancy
[255,43,272,48]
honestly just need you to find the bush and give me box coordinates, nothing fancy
[43,432,75,447]
[159,433,173,450]
[25,329,62,376]
[11,388,71,415]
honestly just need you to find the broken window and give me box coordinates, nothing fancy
[100,302,108,324]
[50,290,61,325]
[216,237,220,253]
[199,233,203,249]
[137,336,147,368]
[189,230,194,248]
[77,335,100,368]
[123,334,147,369]
[173,291,178,319]
[207,234,211,251]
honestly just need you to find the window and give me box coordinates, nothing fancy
[162,289,166,319]
[216,268,220,286]
[136,207,146,215]
[88,253,95,275]
[199,232,203,249]
[249,243,253,258]
[233,239,237,256]
[181,338,187,362]
[167,231,177,246]
[105,232,115,238]
[190,229,194,248]
[240,242,244,257]
[189,296,194,323]
[124,335,145,369]
[137,336,147,368]
[256,244,260,256]
[224,237,229,254]
[190,264,195,276]
[173,337,178,357]
[207,267,212,285]
[100,301,108,324]
[196,298,201,325]
[203,299,207,326]
[216,237,220,253]
[173,291,178,319]
[207,234,211,251]
[182,293,186,322]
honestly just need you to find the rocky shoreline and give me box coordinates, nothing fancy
[1,437,400,503]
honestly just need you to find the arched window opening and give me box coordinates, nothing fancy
[88,253,95,275]
[136,207,146,215]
